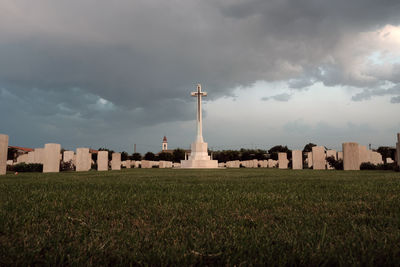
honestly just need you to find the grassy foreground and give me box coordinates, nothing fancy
[0,169,399,266]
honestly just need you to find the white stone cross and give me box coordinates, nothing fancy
[191,84,207,143]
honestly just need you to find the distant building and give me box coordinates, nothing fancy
[162,136,168,151]
[8,146,34,154]
[7,146,34,162]
[157,136,190,157]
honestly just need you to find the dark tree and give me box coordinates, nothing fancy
[302,143,317,153]
[7,147,18,161]
[173,148,186,162]
[268,145,291,160]
[158,152,173,161]
[121,151,129,161]
[377,146,396,162]
[326,156,343,170]
[144,152,156,161]
[131,153,142,161]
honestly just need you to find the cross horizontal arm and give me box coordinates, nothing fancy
[191,92,207,97]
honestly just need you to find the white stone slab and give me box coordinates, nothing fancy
[278,153,288,169]
[343,142,359,170]
[0,134,8,175]
[337,151,343,161]
[312,146,326,170]
[292,150,303,170]
[397,133,400,167]
[111,153,121,170]
[97,151,108,171]
[43,143,61,173]
[141,160,152,168]
[17,154,28,164]
[358,145,368,164]
[63,151,74,163]
[76,148,91,172]
[27,151,35,163]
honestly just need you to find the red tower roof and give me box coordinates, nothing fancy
[163,136,167,142]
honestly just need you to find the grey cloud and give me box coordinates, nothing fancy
[288,78,315,89]
[390,96,400,103]
[351,85,400,102]
[262,93,292,102]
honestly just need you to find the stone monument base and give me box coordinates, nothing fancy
[180,159,218,168]
[180,141,219,169]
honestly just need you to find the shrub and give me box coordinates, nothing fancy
[376,163,397,171]
[12,163,43,172]
[360,162,377,170]
[360,162,397,171]
[326,156,343,170]
[60,161,75,172]
[144,152,156,161]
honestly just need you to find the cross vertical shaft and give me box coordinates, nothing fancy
[191,84,207,143]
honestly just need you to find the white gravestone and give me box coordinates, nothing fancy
[0,134,9,175]
[396,133,400,167]
[63,151,74,163]
[97,151,108,171]
[278,153,288,169]
[141,160,152,168]
[292,150,303,170]
[76,148,91,172]
[43,143,61,173]
[17,154,28,164]
[358,145,368,165]
[337,151,343,161]
[125,160,131,169]
[312,146,326,170]
[34,148,44,164]
[111,153,121,170]
[27,151,35,163]
[343,142,360,170]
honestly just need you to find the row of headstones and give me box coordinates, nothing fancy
[1,134,400,174]
[2,141,179,173]
[217,141,398,170]
[13,144,179,173]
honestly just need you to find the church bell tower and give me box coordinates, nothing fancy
[162,136,168,151]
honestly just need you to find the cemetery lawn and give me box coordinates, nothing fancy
[1,169,400,266]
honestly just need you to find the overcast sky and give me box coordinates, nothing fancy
[1,0,400,153]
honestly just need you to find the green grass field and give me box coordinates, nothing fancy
[1,169,399,266]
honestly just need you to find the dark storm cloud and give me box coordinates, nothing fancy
[1,0,400,149]
[1,1,400,107]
